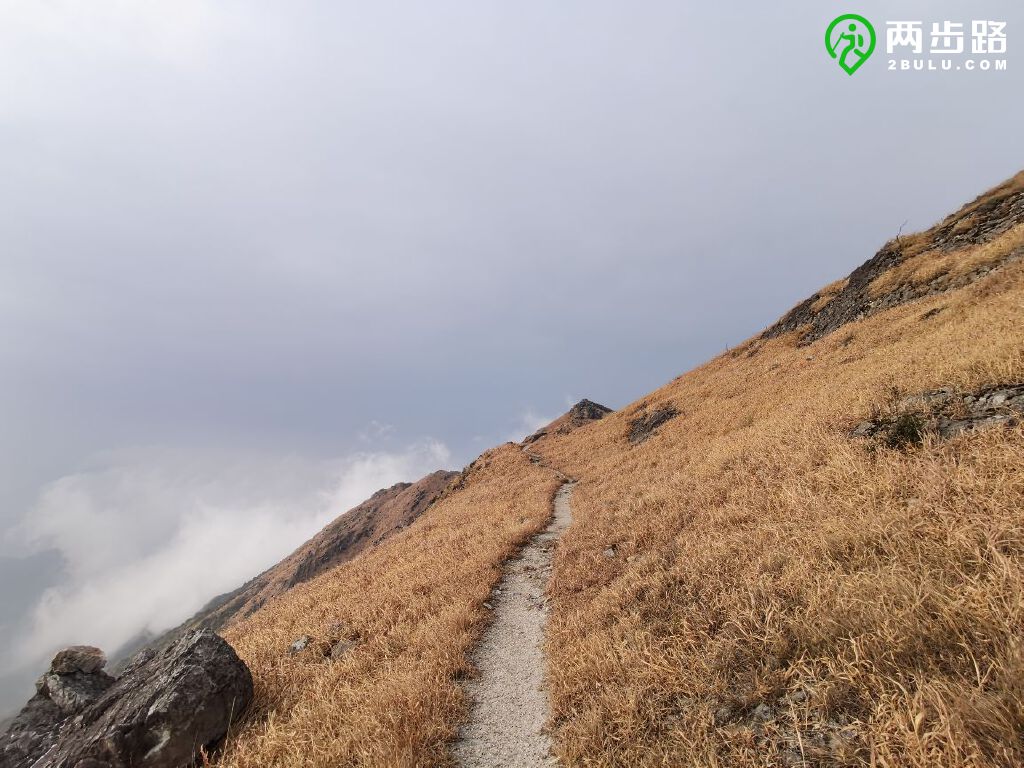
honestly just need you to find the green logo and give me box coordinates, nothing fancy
[825,14,876,75]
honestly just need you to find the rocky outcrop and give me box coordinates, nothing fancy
[851,383,1024,447]
[0,647,114,768]
[628,404,679,445]
[7,630,252,768]
[38,646,115,716]
[763,176,1024,345]
[2,633,250,768]
[523,399,613,444]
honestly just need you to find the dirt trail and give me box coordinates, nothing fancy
[453,478,574,767]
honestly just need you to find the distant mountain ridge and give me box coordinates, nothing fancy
[130,469,457,661]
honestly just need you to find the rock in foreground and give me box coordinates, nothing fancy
[0,646,114,768]
[1,630,252,768]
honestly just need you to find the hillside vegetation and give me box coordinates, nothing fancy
[217,448,560,766]
[216,171,1024,766]
[185,471,455,635]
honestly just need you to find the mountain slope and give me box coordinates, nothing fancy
[213,171,1024,767]
[149,470,457,652]
[533,171,1024,767]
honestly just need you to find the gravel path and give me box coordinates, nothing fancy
[453,480,574,767]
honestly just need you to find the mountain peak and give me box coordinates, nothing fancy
[523,399,612,444]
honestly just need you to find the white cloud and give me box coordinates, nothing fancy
[3,440,450,675]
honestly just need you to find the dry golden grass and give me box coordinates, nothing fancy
[215,445,560,767]
[535,258,1024,766]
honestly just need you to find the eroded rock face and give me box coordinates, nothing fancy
[763,182,1024,345]
[0,694,63,768]
[0,631,252,768]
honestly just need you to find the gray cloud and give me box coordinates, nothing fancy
[1,0,1022,714]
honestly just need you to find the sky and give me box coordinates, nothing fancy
[1,0,1022,714]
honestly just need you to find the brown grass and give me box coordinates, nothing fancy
[215,445,560,767]
[535,258,1024,766]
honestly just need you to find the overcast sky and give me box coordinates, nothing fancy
[1,1,1021,714]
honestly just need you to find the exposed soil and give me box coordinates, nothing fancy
[453,481,574,767]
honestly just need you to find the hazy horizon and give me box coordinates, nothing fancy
[2,0,1022,715]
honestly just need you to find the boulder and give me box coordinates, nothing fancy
[1,630,252,768]
[49,646,106,676]
[1,647,114,768]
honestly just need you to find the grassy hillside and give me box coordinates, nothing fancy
[215,172,1023,766]
[121,471,456,673]
[216,447,560,767]
[534,171,1024,767]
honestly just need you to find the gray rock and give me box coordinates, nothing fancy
[289,635,312,654]
[851,383,1024,445]
[37,669,115,716]
[1,693,65,768]
[49,646,106,676]
[34,630,252,768]
[565,399,613,428]
[713,705,734,726]
[1,648,114,768]
[850,420,876,437]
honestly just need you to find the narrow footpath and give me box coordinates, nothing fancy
[453,478,574,767]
